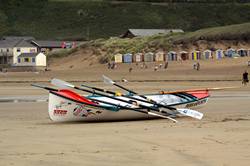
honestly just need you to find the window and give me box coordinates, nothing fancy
[17,48,21,52]
[30,48,36,53]
[18,58,21,63]
[6,49,9,52]
[24,58,29,62]
[32,58,35,63]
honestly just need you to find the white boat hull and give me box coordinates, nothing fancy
[48,91,208,122]
[49,93,155,122]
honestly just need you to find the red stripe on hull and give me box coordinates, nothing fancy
[187,90,210,99]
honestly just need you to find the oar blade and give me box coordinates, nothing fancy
[177,108,203,120]
[148,112,178,123]
[51,78,75,89]
[102,75,115,85]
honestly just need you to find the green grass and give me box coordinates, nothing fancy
[172,22,250,44]
[0,1,250,40]
[61,22,250,63]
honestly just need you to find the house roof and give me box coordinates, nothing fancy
[0,40,19,48]
[18,53,40,58]
[31,40,63,48]
[121,29,184,38]
[14,39,36,47]
[0,36,36,48]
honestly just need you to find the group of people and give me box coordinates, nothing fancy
[107,61,249,86]
[193,62,200,71]
[128,62,169,73]
[107,62,117,69]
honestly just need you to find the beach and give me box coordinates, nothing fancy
[0,57,250,166]
[0,81,250,166]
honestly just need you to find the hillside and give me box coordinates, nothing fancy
[48,22,250,67]
[0,0,250,40]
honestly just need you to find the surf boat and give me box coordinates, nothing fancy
[31,76,227,123]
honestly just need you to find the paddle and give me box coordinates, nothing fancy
[102,75,177,110]
[51,78,178,122]
[31,83,58,91]
[102,75,203,120]
[88,97,178,122]
[82,83,179,111]
[51,78,156,110]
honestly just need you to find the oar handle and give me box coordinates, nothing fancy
[31,84,58,91]
[114,83,135,94]
[76,86,161,112]
[81,84,116,95]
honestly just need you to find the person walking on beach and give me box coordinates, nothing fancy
[196,62,200,71]
[242,70,249,85]
[164,61,168,69]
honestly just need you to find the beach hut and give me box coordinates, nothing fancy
[225,48,236,57]
[191,51,201,60]
[114,53,123,63]
[202,50,212,60]
[144,52,154,62]
[155,51,165,62]
[215,49,224,59]
[237,49,248,57]
[179,51,189,61]
[167,51,177,61]
[133,53,143,62]
[123,53,133,63]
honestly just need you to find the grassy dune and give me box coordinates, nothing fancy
[49,22,250,63]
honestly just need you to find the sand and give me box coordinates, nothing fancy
[0,82,250,166]
[0,57,250,166]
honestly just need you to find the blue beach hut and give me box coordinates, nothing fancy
[123,53,133,63]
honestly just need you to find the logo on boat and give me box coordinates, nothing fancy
[55,101,72,109]
[73,104,102,117]
[185,98,207,108]
[54,109,68,116]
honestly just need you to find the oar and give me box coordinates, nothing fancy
[102,75,177,110]
[31,83,58,91]
[88,97,178,123]
[103,75,135,94]
[51,78,157,111]
[51,78,178,122]
[101,75,204,120]
[81,83,179,111]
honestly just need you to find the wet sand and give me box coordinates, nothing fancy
[0,82,250,166]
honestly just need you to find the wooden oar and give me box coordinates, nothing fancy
[51,78,178,122]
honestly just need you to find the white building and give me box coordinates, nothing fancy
[13,40,37,64]
[17,52,46,67]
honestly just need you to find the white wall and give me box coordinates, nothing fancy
[13,47,37,64]
[35,53,46,66]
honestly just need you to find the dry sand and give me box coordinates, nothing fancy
[0,83,250,166]
[0,57,250,166]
